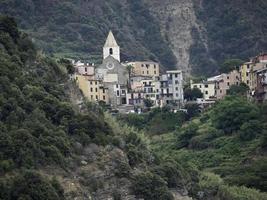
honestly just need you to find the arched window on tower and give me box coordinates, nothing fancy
[109,48,113,55]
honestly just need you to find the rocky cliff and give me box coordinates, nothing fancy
[144,0,207,75]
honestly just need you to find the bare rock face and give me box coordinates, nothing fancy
[144,0,207,76]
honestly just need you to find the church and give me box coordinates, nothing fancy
[95,31,129,107]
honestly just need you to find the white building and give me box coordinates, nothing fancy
[160,70,184,107]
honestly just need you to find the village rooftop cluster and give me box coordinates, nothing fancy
[72,31,267,113]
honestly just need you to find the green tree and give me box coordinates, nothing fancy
[211,96,260,134]
[184,87,203,101]
[227,82,249,96]
[239,120,262,141]
[133,171,173,200]
[219,59,244,73]
[144,99,154,110]
[185,103,201,119]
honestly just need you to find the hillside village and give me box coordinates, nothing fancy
[73,31,267,113]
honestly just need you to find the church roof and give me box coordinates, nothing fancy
[104,31,119,47]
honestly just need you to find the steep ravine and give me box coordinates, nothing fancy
[145,0,208,76]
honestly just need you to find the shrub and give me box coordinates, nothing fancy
[176,123,199,148]
[211,96,260,134]
[132,171,174,200]
[238,120,262,141]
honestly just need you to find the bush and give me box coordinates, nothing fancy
[0,171,65,200]
[211,96,260,134]
[132,171,174,200]
[218,185,267,200]
[176,123,199,148]
[238,120,262,141]
[152,161,187,188]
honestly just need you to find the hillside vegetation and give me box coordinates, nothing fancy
[0,16,199,200]
[0,0,177,69]
[191,0,267,75]
[149,96,267,199]
[1,0,267,75]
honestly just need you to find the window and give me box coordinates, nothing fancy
[109,48,113,55]
[205,91,208,95]
[95,88,98,92]
[146,64,149,68]
[141,64,144,67]
[205,85,208,88]
[142,71,144,74]
[246,72,249,76]
[103,95,105,100]
[175,80,179,84]
[121,90,125,94]
[154,71,156,74]
[147,71,149,74]
[90,81,93,85]
[116,84,119,88]
[91,95,93,99]
[90,88,93,92]
[227,82,230,86]
[154,65,156,69]
[176,87,178,91]
[175,74,178,78]
[227,76,229,79]
[199,85,202,88]
[117,91,120,96]
[176,93,179,97]
[247,64,250,69]
[103,89,105,93]
[85,67,87,72]
[96,95,98,100]
[95,81,98,85]
[247,80,249,84]
[220,90,222,93]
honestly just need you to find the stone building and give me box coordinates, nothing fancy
[212,70,240,99]
[127,61,160,77]
[255,68,267,102]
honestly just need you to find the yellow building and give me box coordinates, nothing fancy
[127,61,160,77]
[240,61,253,88]
[75,75,108,103]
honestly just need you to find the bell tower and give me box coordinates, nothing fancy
[103,31,120,62]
